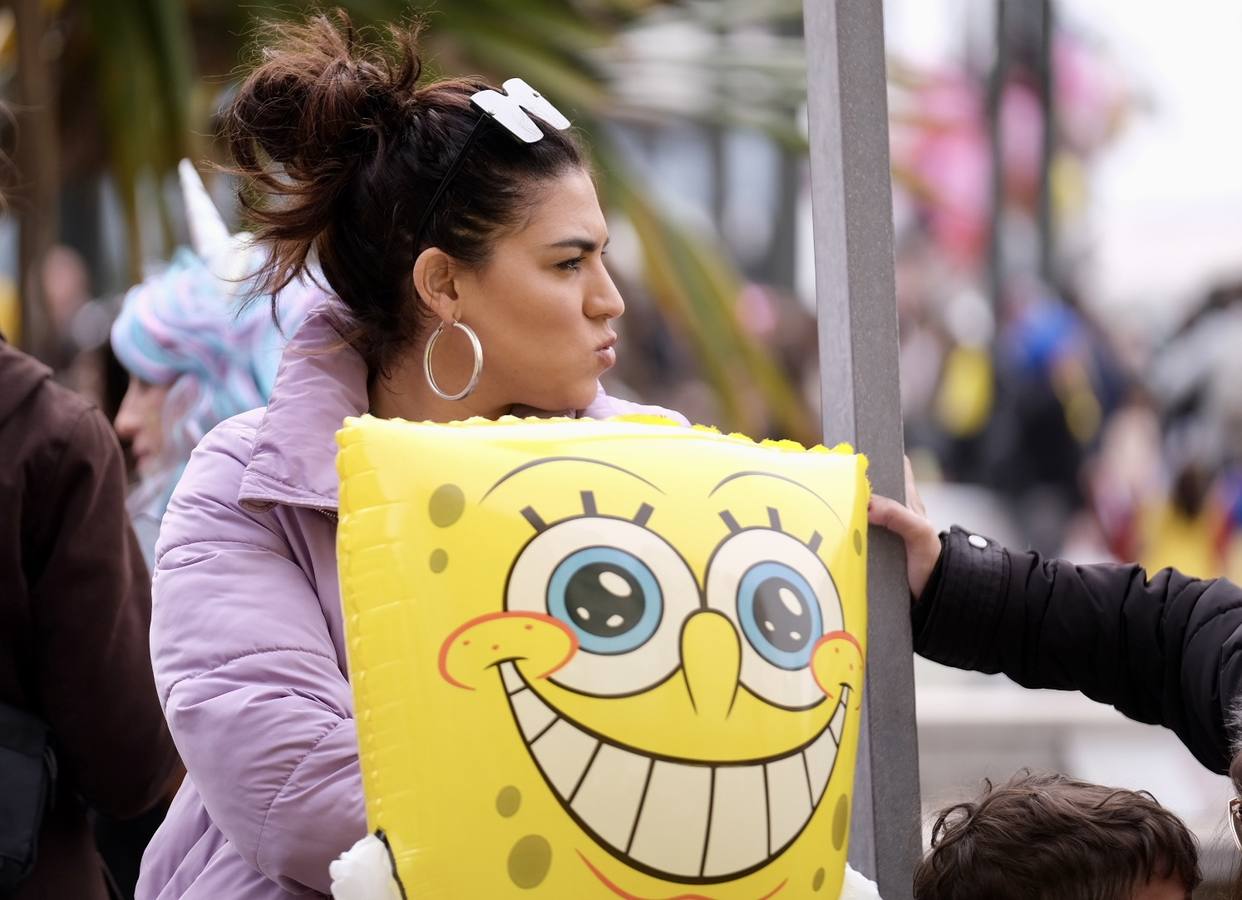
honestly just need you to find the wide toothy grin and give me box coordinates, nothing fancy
[497,661,848,883]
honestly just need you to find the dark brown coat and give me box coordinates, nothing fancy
[0,339,179,899]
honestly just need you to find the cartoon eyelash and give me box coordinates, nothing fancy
[521,506,549,533]
[717,506,824,553]
[521,493,658,534]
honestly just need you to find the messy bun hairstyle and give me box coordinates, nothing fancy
[224,10,585,374]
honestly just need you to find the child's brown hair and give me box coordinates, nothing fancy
[914,771,1200,900]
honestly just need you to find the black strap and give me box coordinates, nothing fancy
[411,113,489,254]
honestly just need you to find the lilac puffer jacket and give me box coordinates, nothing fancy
[136,304,687,899]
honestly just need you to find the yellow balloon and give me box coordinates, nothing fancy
[336,415,870,899]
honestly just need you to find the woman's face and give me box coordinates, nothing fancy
[114,376,170,475]
[453,167,624,413]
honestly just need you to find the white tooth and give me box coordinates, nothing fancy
[703,765,768,878]
[804,726,837,805]
[571,744,651,851]
[829,688,850,745]
[509,687,556,741]
[766,755,813,854]
[628,762,712,878]
[499,662,524,694]
[531,720,598,799]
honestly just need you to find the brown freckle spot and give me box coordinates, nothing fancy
[492,644,500,651]
[462,640,471,646]
[496,786,521,817]
[507,835,552,888]
[429,549,448,573]
[813,867,826,891]
[834,647,840,654]
[849,664,854,672]
[429,484,466,527]
[853,529,863,554]
[524,624,533,631]
[833,794,850,850]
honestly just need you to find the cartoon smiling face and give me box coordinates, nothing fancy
[336,415,868,899]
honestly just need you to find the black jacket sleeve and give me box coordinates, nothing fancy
[912,526,1242,774]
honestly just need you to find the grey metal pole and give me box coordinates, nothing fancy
[800,2,922,897]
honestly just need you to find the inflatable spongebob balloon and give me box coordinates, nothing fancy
[335,415,869,899]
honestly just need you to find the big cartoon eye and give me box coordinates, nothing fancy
[705,526,844,710]
[507,516,700,696]
[547,547,661,655]
[736,562,823,670]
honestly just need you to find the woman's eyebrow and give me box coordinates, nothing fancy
[546,236,611,252]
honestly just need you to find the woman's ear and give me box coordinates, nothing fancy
[413,247,460,325]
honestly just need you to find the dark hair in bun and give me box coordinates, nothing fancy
[224,9,585,373]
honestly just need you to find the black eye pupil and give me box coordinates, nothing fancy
[565,562,645,638]
[751,576,813,653]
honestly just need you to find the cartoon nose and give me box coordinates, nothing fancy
[680,610,741,722]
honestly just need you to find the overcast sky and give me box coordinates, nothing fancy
[883,0,1242,327]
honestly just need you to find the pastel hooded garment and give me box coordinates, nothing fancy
[135,302,688,899]
[110,249,328,563]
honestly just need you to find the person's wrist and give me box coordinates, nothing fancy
[911,531,946,603]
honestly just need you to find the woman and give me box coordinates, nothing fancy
[112,162,326,566]
[135,12,686,900]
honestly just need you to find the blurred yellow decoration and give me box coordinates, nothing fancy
[0,277,19,344]
[934,345,994,438]
[1051,154,1088,222]
[1052,358,1102,446]
[1139,501,1222,581]
[336,415,870,899]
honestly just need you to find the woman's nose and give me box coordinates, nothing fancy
[114,390,140,439]
[586,267,625,320]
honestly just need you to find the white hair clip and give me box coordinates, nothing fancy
[471,78,570,143]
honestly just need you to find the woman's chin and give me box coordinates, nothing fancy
[517,382,598,415]
[565,380,602,412]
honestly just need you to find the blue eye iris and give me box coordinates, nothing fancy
[547,547,662,655]
[737,562,823,670]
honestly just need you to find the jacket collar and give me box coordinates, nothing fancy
[238,302,366,513]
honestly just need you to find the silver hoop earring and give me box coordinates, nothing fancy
[423,320,483,402]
